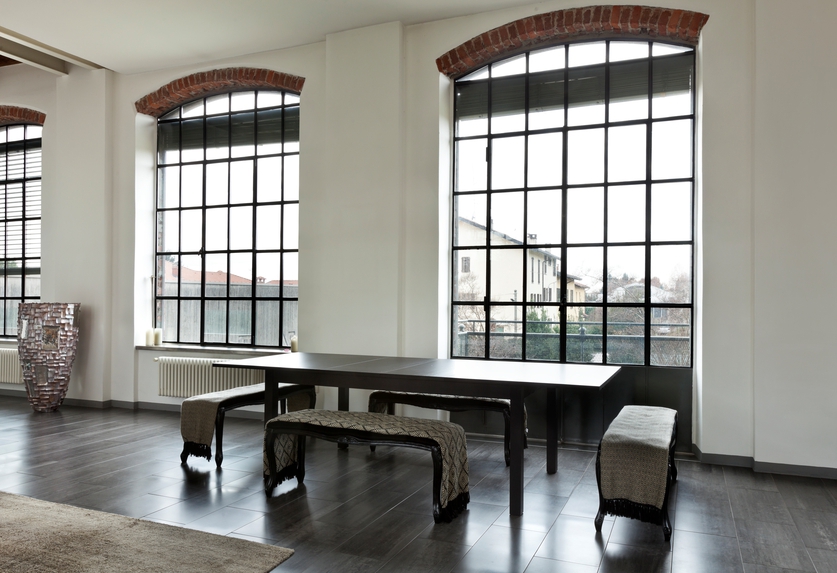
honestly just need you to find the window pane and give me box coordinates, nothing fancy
[158,122,180,164]
[566,246,603,298]
[231,112,255,157]
[454,194,487,247]
[160,299,178,341]
[610,60,649,122]
[258,91,283,109]
[284,252,299,285]
[527,190,562,245]
[257,205,281,249]
[652,119,692,180]
[206,115,229,160]
[608,306,644,364]
[528,132,562,187]
[256,253,281,298]
[230,253,252,297]
[205,163,228,205]
[205,300,226,343]
[568,66,605,125]
[256,301,280,346]
[491,136,524,189]
[257,156,282,203]
[567,128,604,184]
[284,155,299,201]
[158,166,180,208]
[569,42,606,67]
[610,41,649,62]
[159,211,179,252]
[205,208,227,251]
[530,46,565,73]
[651,245,692,303]
[181,164,203,208]
[231,91,255,112]
[651,307,690,366]
[205,253,227,297]
[526,306,560,361]
[229,300,252,344]
[181,119,204,162]
[489,306,521,359]
[608,124,646,182]
[653,54,694,118]
[181,255,201,296]
[206,94,229,115]
[456,139,487,192]
[179,300,201,343]
[492,77,525,133]
[282,300,298,346]
[490,192,523,245]
[257,108,283,155]
[566,187,603,244]
[230,160,254,204]
[492,54,526,77]
[283,204,299,250]
[529,71,564,130]
[491,248,523,302]
[284,106,300,152]
[229,206,253,250]
[456,81,488,137]
[651,182,692,241]
[453,249,485,302]
[567,308,601,363]
[608,184,646,243]
[452,304,485,358]
[607,246,645,302]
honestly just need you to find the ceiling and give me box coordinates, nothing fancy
[0,0,537,75]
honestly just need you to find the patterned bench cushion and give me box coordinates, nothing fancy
[599,405,676,509]
[266,409,469,511]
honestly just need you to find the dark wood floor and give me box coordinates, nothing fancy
[1,395,837,572]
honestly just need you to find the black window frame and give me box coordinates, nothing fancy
[451,39,695,367]
[0,124,41,337]
[154,89,300,348]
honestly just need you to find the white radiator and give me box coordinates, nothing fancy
[0,348,22,384]
[157,357,264,398]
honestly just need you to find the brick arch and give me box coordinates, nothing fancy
[436,5,709,78]
[135,67,306,118]
[0,105,45,126]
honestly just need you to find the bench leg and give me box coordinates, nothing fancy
[214,409,226,468]
[265,430,280,495]
[179,446,189,464]
[594,509,605,532]
[430,446,444,523]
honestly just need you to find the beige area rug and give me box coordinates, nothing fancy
[0,491,293,573]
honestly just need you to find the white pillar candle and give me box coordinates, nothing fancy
[154,328,162,345]
[145,329,154,346]
[290,335,298,352]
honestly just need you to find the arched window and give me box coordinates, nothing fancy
[0,122,42,336]
[154,89,299,347]
[451,39,695,367]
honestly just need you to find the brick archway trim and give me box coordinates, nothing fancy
[436,5,709,78]
[0,106,45,126]
[135,67,306,118]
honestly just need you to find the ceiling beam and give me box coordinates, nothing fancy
[0,25,101,76]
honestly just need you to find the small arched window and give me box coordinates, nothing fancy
[155,90,299,347]
[0,123,42,336]
[451,39,695,367]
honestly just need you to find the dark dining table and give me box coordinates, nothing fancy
[216,352,620,516]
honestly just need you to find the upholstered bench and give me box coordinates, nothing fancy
[264,409,470,523]
[180,383,316,468]
[594,405,678,540]
[368,391,527,466]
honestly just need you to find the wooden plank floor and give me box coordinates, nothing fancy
[2,394,837,572]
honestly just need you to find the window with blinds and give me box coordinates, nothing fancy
[0,124,41,337]
[155,90,299,347]
[452,40,695,367]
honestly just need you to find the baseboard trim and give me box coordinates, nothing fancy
[692,443,837,480]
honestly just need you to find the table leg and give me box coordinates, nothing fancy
[547,387,558,474]
[338,387,349,411]
[264,370,280,425]
[509,387,525,516]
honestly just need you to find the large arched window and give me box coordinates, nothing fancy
[0,122,41,336]
[451,39,695,367]
[154,89,299,347]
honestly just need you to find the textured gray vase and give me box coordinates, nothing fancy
[17,303,81,412]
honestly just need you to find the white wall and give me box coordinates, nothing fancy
[2,0,835,471]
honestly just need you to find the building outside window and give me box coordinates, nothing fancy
[155,90,299,347]
[0,124,41,336]
[452,40,694,367]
